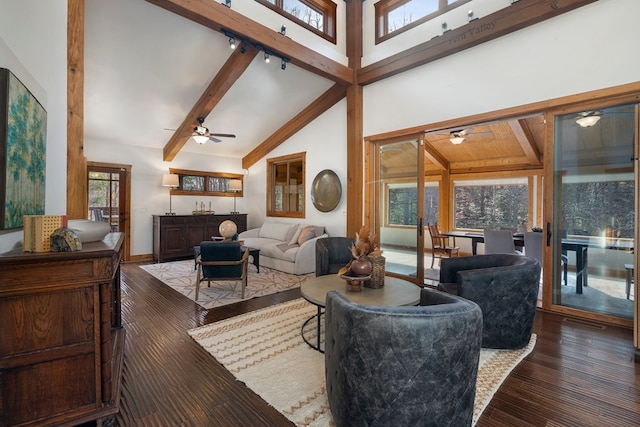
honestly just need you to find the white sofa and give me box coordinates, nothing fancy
[238,222,328,275]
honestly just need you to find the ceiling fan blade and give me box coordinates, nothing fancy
[209,133,236,138]
[209,136,222,143]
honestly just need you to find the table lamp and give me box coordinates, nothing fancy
[162,173,179,215]
[229,179,242,214]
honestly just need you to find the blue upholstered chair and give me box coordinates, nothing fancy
[324,288,482,427]
[438,254,540,349]
[195,241,249,300]
[315,237,355,276]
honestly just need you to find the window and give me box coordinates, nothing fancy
[453,177,528,230]
[375,0,470,44]
[267,152,305,218]
[256,0,336,43]
[386,181,439,226]
[169,168,243,197]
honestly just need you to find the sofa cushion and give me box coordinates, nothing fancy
[297,225,316,245]
[288,225,303,245]
[67,219,111,243]
[260,241,298,262]
[258,222,295,241]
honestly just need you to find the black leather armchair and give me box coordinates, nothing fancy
[325,288,482,427]
[438,254,540,349]
[315,237,355,276]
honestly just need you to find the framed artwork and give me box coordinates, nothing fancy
[0,68,47,230]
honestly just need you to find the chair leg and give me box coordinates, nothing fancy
[195,267,201,300]
[431,254,435,269]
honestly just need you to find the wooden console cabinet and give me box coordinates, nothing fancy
[152,214,247,262]
[0,233,125,427]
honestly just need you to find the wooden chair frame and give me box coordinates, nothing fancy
[195,248,249,300]
[428,223,459,268]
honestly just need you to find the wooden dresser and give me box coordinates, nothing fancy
[152,214,247,262]
[0,233,125,427]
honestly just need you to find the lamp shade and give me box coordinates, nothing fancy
[576,115,601,127]
[229,179,243,192]
[450,136,465,145]
[193,135,209,144]
[162,173,179,187]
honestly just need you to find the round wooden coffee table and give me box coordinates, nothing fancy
[300,275,420,352]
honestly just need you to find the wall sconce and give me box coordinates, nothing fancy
[228,179,243,214]
[162,173,179,215]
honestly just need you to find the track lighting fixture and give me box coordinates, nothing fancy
[222,29,290,71]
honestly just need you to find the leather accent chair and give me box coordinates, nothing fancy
[438,254,540,349]
[195,241,249,300]
[315,237,355,276]
[325,288,482,427]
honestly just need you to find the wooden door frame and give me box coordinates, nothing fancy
[87,161,131,262]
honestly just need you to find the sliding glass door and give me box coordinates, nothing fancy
[372,138,425,284]
[551,103,636,321]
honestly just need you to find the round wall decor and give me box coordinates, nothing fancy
[311,169,341,212]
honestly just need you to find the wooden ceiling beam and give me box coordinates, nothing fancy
[509,119,541,166]
[163,46,258,162]
[242,84,347,169]
[423,141,448,171]
[145,0,353,85]
[358,0,597,85]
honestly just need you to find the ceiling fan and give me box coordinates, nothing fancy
[191,117,236,144]
[574,109,633,127]
[432,127,492,145]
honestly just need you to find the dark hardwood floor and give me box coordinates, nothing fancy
[112,262,640,426]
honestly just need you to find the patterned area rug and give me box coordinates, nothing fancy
[140,260,313,309]
[188,298,537,426]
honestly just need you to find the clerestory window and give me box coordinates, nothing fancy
[256,0,336,44]
[375,0,471,44]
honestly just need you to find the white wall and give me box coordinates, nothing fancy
[83,142,246,256]
[245,99,347,238]
[0,1,67,253]
[363,0,640,136]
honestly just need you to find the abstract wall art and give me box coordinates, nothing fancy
[0,68,47,230]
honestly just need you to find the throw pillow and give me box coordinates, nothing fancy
[288,225,303,245]
[285,224,300,244]
[297,225,316,245]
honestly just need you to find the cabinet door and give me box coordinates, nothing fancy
[186,219,207,249]
[162,224,186,257]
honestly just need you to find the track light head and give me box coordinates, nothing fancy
[279,25,286,36]
[228,37,236,49]
[281,58,287,70]
[222,0,231,7]
[264,52,270,63]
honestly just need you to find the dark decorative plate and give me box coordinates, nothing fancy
[311,169,341,212]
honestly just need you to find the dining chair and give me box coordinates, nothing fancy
[428,223,460,268]
[524,231,567,285]
[484,229,521,255]
[195,241,249,300]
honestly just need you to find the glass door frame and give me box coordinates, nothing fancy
[365,134,425,285]
[87,161,131,261]
[543,98,639,329]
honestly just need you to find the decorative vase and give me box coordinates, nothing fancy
[365,254,386,289]
[350,258,372,276]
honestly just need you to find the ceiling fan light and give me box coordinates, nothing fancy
[193,135,209,144]
[576,115,601,127]
[450,136,465,145]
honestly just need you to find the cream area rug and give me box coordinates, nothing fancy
[140,260,313,309]
[188,298,537,426]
